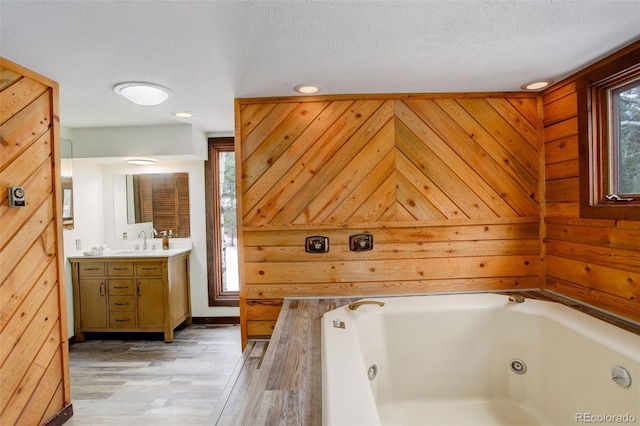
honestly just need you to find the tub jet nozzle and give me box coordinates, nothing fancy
[367,364,378,380]
[510,358,527,374]
[612,366,632,388]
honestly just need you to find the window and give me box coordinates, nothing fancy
[205,137,239,306]
[579,46,640,220]
[611,78,640,196]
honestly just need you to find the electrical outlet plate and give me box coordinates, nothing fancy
[350,234,373,251]
[305,236,329,253]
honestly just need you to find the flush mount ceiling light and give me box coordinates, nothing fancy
[126,158,157,165]
[294,84,321,94]
[521,80,554,91]
[173,111,195,118]
[114,82,173,106]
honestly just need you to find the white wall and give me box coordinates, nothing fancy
[70,124,207,159]
[61,159,105,337]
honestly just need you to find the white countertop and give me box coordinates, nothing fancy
[67,247,191,259]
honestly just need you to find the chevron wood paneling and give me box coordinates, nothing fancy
[0,58,71,425]
[236,93,542,342]
[241,95,539,226]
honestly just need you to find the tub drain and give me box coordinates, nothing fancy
[367,364,378,381]
[510,358,527,374]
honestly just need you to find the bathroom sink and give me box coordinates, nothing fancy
[115,250,164,255]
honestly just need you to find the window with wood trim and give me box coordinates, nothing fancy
[205,137,239,306]
[579,46,640,220]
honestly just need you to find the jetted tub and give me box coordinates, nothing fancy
[321,293,640,425]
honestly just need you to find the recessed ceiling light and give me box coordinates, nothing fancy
[173,111,195,118]
[126,158,157,165]
[114,82,173,106]
[294,84,321,94]
[521,80,554,91]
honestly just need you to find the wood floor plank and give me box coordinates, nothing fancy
[65,325,242,426]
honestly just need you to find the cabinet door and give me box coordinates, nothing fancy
[137,279,165,328]
[79,279,107,328]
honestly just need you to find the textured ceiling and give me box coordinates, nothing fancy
[2,1,639,134]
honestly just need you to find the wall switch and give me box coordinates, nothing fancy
[8,186,26,207]
[305,236,329,253]
[75,239,82,250]
[350,234,373,251]
[123,232,127,240]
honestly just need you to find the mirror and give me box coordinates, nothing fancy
[114,172,190,239]
[61,138,73,230]
[61,176,73,229]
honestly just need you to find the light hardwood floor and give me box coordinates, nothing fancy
[66,324,242,425]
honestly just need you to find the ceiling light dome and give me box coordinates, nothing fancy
[114,82,173,106]
[521,80,554,91]
[173,111,195,118]
[126,158,156,165]
[294,84,321,94]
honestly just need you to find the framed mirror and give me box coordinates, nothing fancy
[61,138,73,230]
[61,176,73,229]
[114,172,190,239]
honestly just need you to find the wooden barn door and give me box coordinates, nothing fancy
[0,58,72,424]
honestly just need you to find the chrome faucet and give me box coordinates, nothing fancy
[348,300,385,310]
[508,295,525,303]
[138,230,147,250]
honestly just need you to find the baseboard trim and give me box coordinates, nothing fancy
[43,403,73,426]
[192,316,240,325]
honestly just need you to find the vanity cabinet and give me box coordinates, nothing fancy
[70,252,191,342]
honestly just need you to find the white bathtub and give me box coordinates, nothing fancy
[321,293,640,425]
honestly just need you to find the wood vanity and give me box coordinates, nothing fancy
[69,249,191,342]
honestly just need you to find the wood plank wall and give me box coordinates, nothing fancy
[236,94,543,342]
[0,58,71,424]
[542,42,640,322]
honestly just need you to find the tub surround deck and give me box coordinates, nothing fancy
[212,291,639,425]
[213,298,357,425]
